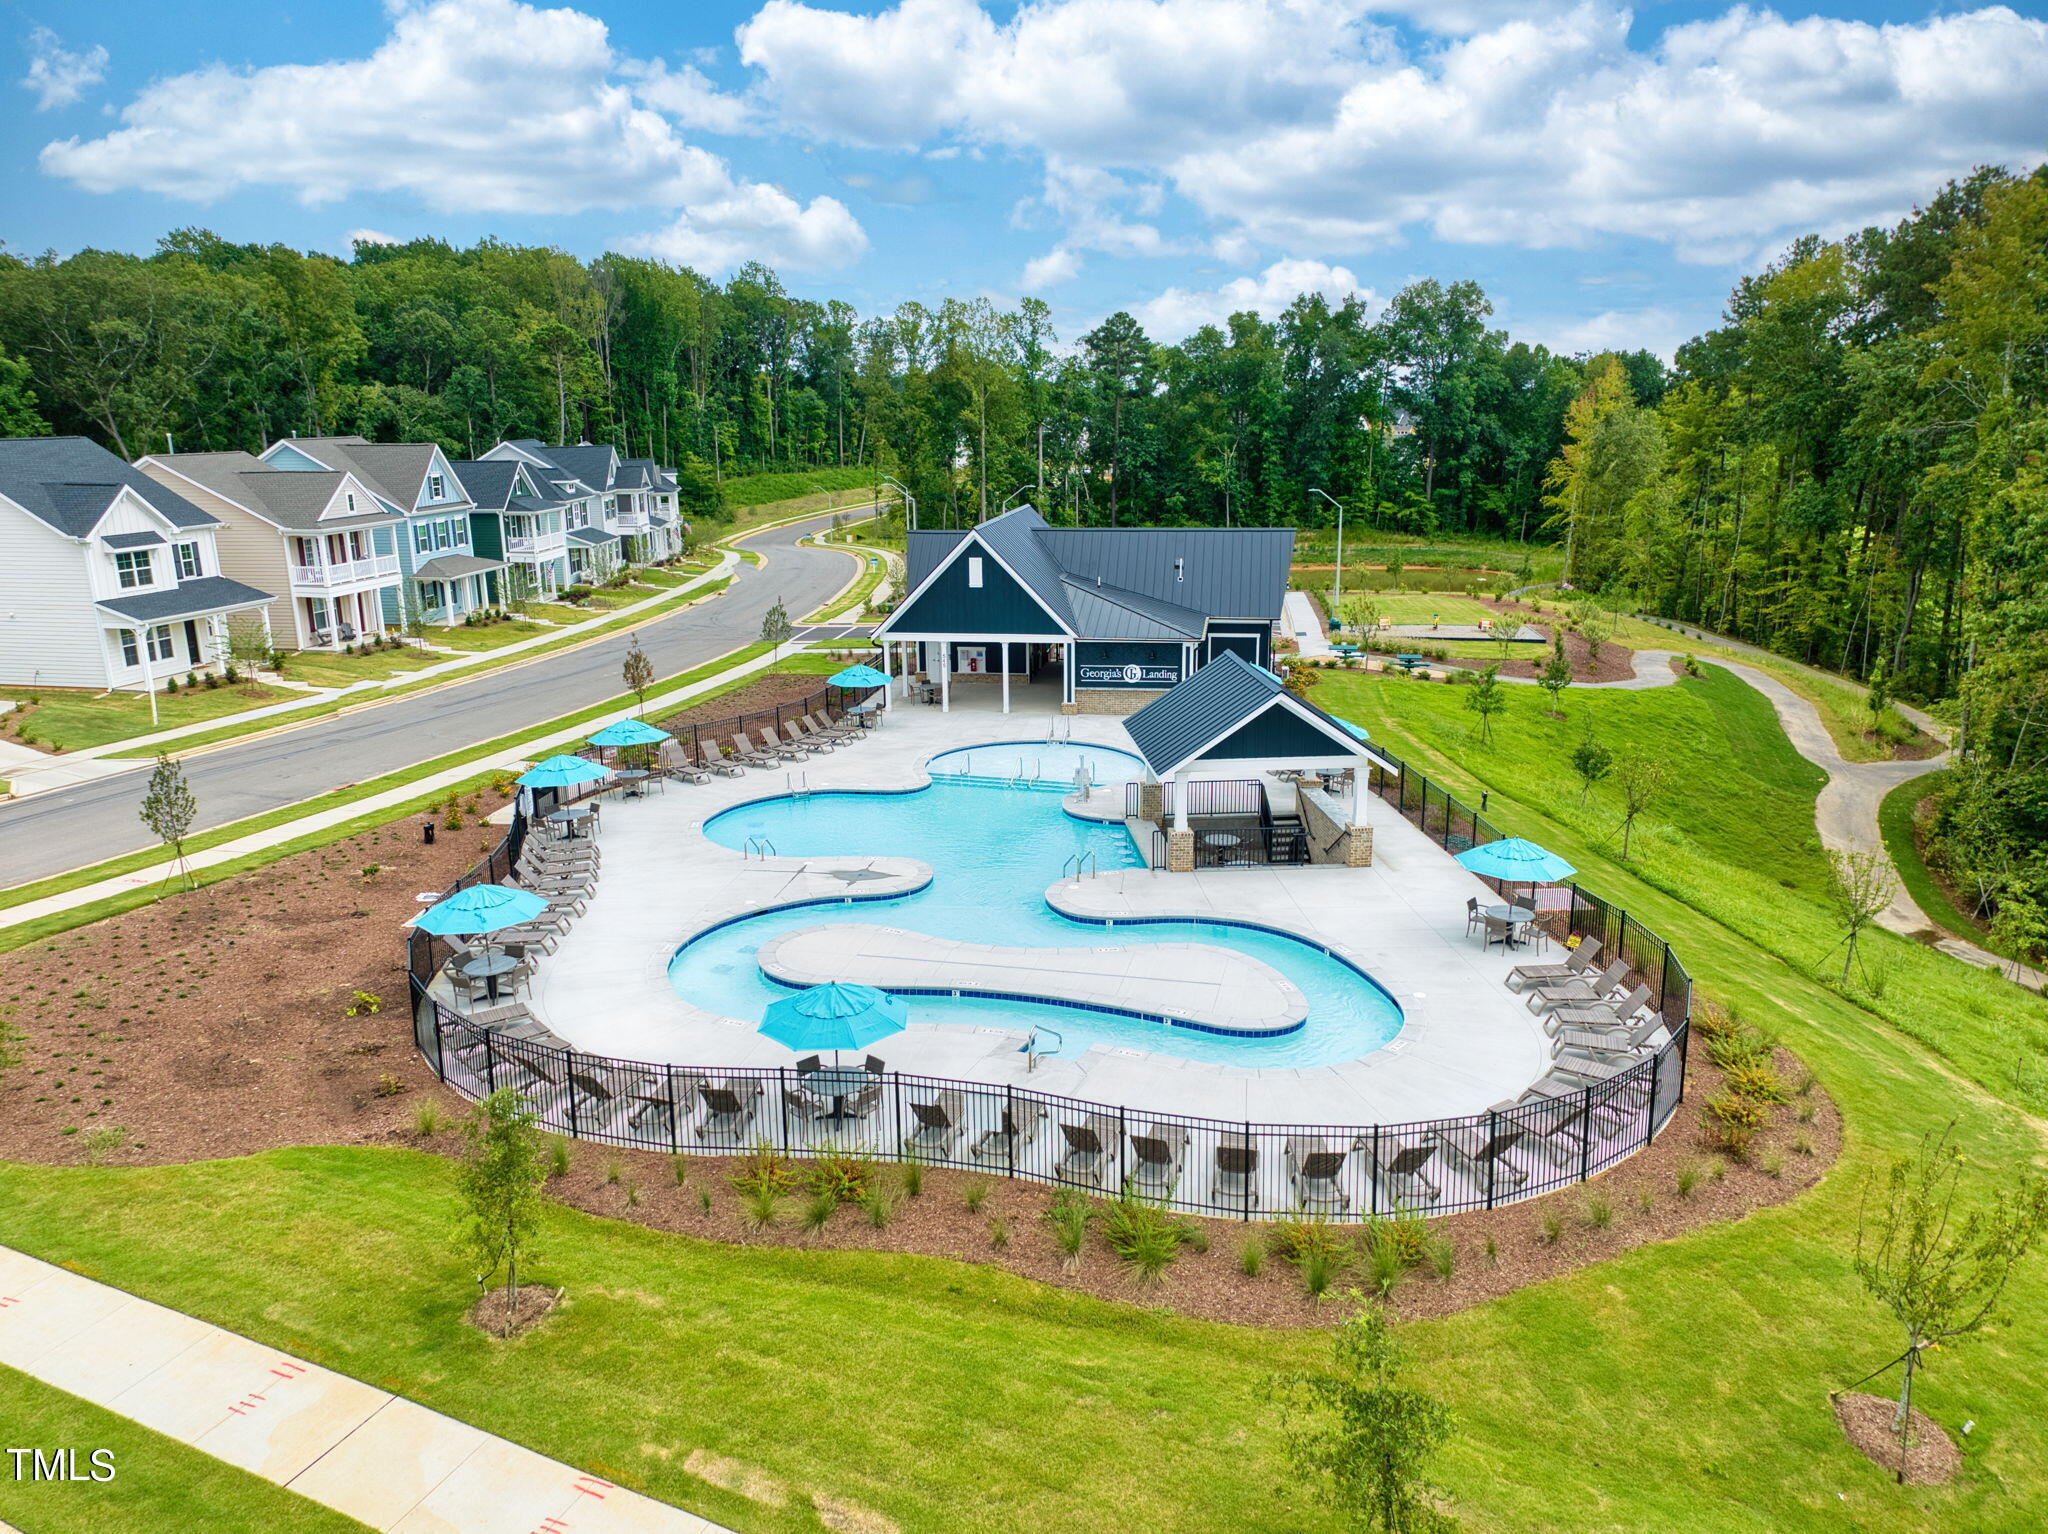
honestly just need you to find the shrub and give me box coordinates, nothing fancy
[1100,1192,1190,1286]
[1239,1237,1265,1278]
[1722,1061,1788,1104]
[861,1189,894,1228]
[1267,1212,1350,1268]
[604,1157,621,1186]
[899,1156,925,1199]
[373,1073,405,1098]
[1045,1189,1092,1271]
[1582,1194,1615,1230]
[962,1179,990,1213]
[1539,1210,1563,1244]
[988,1214,1010,1251]
[805,1150,879,1204]
[740,1185,783,1230]
[1302,1244,1341,1302]
[412,1101,444,1137]
[1425,1235,1456,1282]
[344,990,383,1017]
[548,1136,572,1178]
[799,1190,838,1234]
[731,1143,800,1197]
[1703,1091,1769,1159]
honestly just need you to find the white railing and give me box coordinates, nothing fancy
[506,534,569,557]
[609,513,650,533]
[291,554,399,586]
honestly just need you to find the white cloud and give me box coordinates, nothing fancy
[21,26,107,111]
[624,57,759,135]
[625,183,867,273]
[1022,246,1083,288]
[1130,257,1375,339]
[1516,304,1701,363]
[38,0,864,272]
[348,228,400,248]
[732,0,2048,266]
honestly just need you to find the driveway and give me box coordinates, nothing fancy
[0,511,857,887]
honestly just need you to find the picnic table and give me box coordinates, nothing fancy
[1390,653,1430,674]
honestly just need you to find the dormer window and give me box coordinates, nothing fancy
[114,550,155,589]
[345,491,357,513]
[428,474,446,500]
[967,556,984,588]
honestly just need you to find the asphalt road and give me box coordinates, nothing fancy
[0,510,861,887]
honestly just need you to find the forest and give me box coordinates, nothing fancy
[0,165,2044,942]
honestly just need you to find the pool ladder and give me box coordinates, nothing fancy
[1012,758,1042,787]
[786,771,809,797]
[1060,851,1098,881]
[1045,717,1072,744]
[743,834,778,860]
[1021,1025,1064,1071]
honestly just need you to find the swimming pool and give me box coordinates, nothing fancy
[670,745,1405,1067]
[926,740,1143,789]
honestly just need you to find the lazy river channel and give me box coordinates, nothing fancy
[666,742,1404,1066]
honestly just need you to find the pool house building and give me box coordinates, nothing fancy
[872,507,1293,714]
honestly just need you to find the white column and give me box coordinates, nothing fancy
[1173,768,1191,832]
[1001,642,1011,714]
[881,639,894,708]
[1350,768,1370,828]
[941,645,951,713]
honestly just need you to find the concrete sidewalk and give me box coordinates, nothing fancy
[0,1243,728,1532]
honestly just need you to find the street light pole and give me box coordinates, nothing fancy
[1309,488,1346,611]
[880,475,917,533]
[998,484,1032,515]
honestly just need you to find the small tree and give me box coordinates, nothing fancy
[501,562,535,618]
[1825,847,1896,985]
[1986,893,2048,984]
[1462,665,1507,744]
[139,752,198,889]
[1850,1123,2048,1479]
[1268,1294,1458,1533]
[1537,639,1573,718]
[761,596,794,657]
[455,1088,549,1312]
[1574,596,1617,651]
[1865,658,1891,733]
[1612,751,1668,859]
[1569,734,1613,804]
[621,632,654,715]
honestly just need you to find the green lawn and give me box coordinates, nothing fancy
[802,544,888,620]
[1,682,298,753]
[0,1363,366,1532]
[1875,769,2023,968]
[278,646,445,689]
[417,618,560,652]
[718,465,875,510]
[1327,592,1503,629]
[3,659,2048,1529]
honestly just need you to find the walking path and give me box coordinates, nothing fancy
[0,555,740,799]
[0,1243,729,1532]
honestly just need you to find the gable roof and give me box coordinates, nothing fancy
[894,507,1291,639]
[450,459,519,511]
[269,436,466,512]
[482,439,612,497]
[1123,651,1376,778]
[0,437,216,537]
[142,452,395,532]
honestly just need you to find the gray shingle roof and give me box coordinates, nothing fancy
[102,530,168,550]
[282,437,452,511]
[451,459,518,511]
[538,444,618,492]
[149,452,395,532]
[0,437,216,536]
[95,575,273,624]
[1123,651,1370,777]
[567,526,617,546]
[413,552,503,580]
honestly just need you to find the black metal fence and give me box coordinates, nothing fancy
[651,667,876,766]
[410,735,1691,1222]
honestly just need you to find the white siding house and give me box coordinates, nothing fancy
[0,437,273,690]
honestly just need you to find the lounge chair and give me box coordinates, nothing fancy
[1552,1009,1666,1058]
[757,725,806,762]
[658,742,711,785]
[1055,1115,1117,1187]
[807,711,860,742]
[1524,960,1629,1013]
[1505,938,1601,991]
[729,732,776,769]
[1433,1123,1529,1191]
[1126,1123,1189,1196]
[782,719,822,756]
[696,1086,756,1144]
[692,740,744,777]
[1213,1136,1259,1211]
[794,716,844,750]
[1365,1138,1441,1207]
[971,1100,1046,1162]
[1543,984,1653,1035]
[905,1090,967,1157]
[1285,1135,1351,1212]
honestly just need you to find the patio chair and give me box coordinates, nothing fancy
[696,1086,756,1145]
[781,1083,830,1132]
[1285,1136,1351,1213]
[1505,938,1601,991]
[807,711,860,742]
[1055,1115,1117,1187]
[1365,1138,1442,1208]
[905,1090,967,1157]
[1126,1123,1189,1197]
[970,1100,1046,1162]
[837,1080,883,1127]
[863,1054,888,1075]
[795,1055,823,1077]
[756,725,807,763]
[1524,960,1628,1013]
[1433,1123,1529,1192]
[1481,913,1513,950]
[783,719,822,756]
[729,732,777,769]
[658,741,711,785]
[1213,1136,1259,1212]
[1542,984,1654,1036]
[1465,897,1481,936]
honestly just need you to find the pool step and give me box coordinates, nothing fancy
[927,771,1073,793]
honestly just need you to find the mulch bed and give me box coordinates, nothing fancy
[1832,1392,1960,1484]
[465,1283,561,1338]
[650,666,865,743]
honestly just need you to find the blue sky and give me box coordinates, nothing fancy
[8,0,2048,357]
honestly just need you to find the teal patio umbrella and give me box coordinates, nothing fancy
[760,983,907,1063]
[587,718,670,749]
[1336,718,1370,741]
[517,754,611,789]
[412,883,549,936]
[828,663,890,688]
[1456,837,1576,908]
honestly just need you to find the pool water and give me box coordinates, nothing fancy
[668,747,1407,1067]
[926,741,1142,788]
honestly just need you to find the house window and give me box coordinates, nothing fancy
[114,550,154,588]
[967,556,984,589]
[414,523,434,555]
[119,629,140,667]
[422,581,445,610]
[146,624,176,663]
[428,473,445,500]
[434,519,454,549]
[174,542,202,579]
[345,491,357,513]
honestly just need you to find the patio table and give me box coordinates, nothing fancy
[1199,831,1242,848]
[546,803,595,839]
[460,951,519,1003]
[1482,904,1538,948]
[615,769,650,799]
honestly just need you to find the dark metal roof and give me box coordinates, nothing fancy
[102,530,168,549]
[1059,576,1207,641]
[95,575,273,624]
[1123,651,1372,777]
[0,437,217,536]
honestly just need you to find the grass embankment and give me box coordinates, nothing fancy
[3,663,2048,1529]
[0,1364,365,1533]
[1875,770,2030,972]
[275,645,445,689]
[0,640,780,940]
[719,465,875,510]
[0,682,300,754]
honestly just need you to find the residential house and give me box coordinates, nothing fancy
[450,457,570,599]
[0,436,273,689]
[481,440,685,576]
[259,437,504,627]
[136,449,408,650]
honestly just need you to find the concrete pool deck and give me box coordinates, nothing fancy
[529,702,1554,1127]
